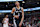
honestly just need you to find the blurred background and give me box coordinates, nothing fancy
[0,0,23,2]
[0,1,40,10]
[0,13,13,27]
[0,1,22,10]
[0,0,40,27]
[23,10,40,27]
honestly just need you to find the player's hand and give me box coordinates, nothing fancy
[15,15,19,19]
[19,23,22,27]
[9,24,11,26]
[11,24,13,26]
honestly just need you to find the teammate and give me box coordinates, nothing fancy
[2,14,9,27]
[11,1,24,27]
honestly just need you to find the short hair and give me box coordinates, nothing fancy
[15,1,19,4]
[4,14,8,17]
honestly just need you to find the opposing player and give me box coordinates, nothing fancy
[11,1,24,27]
[2,14,9,27]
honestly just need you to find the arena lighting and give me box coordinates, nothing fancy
[0,13,2,15]
[0,0,23,2]
[22,1,25,3]
[0,7,40,13]
[37,2,39,4]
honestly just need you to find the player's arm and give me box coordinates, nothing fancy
[19,7,24,26]
[21,7,24,24]
[11,7,16,17]
[8,18,9,24]
[9,8,15,26]
[11,7,19,18]
[2,18,5,24]
[11,7,15,14]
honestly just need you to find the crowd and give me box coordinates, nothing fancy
[23,16,40,27]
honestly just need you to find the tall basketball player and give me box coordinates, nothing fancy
[11,1,24,27]
[2,14,9,27]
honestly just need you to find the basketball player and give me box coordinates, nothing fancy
[11,1,24,27]
[2,14,9,27]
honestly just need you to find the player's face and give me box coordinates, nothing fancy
[6,15,8,18]
[15,2,20,6]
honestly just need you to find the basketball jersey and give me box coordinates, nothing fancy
[14,7,22,16]
[4,18,9,24]
[3,18,9,27]
[13,7,22,23]
[13,7,22,26]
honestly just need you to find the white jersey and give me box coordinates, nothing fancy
[29,24,31,27]
[3,18,9,27]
